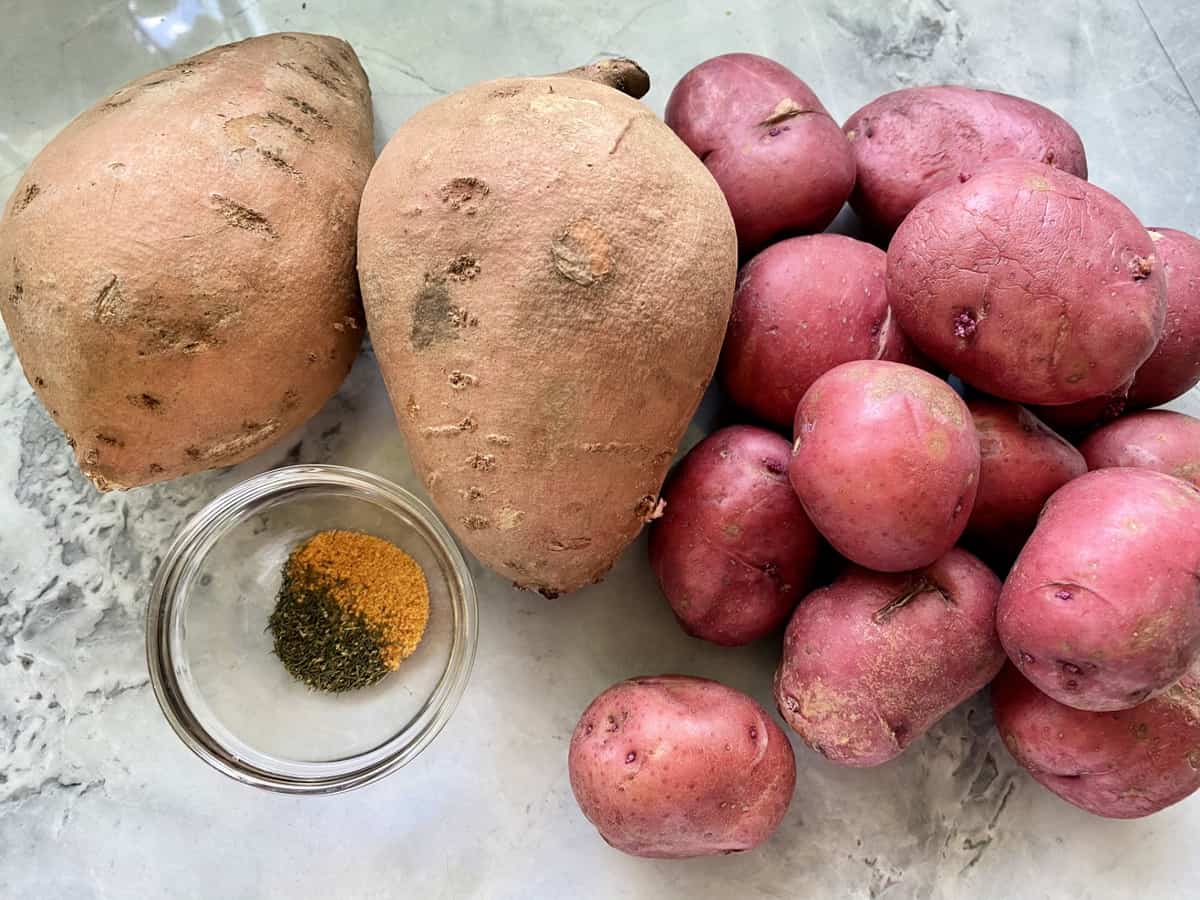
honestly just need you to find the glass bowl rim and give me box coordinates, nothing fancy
[145,463,478,795]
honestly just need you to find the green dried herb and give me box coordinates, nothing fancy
[267,569,390,693]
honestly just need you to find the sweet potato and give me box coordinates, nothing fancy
[358,62,737,596]
[992,663,1200,819]
[1128,228,1200,407]
[888,160,1166,405]
[998,468,1200,710]
[0,33,373,489]
[649,426,822,646]
[774,548,1004,766]
[568,675,796,858]
[665,53,855,254]
[844,85,1087,232]
[719,235,915,428]
[964,399,1086,566]
[789,361,979,572]
[1080,410,1200,487]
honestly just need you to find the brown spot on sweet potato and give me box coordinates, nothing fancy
[102,96,133,110]
[284,95,331,127]
[148,463,165,475]
[257,147,302,178]
[448,371,476,390]
[14,183,40,213]
[127,392,163,411]
[266,111,313,142]
[185,419,280,462]
[93,275,124,323]
[211,194,278,239]
[405,396,419,418]
[486,433,512,446]
[84,448,100,465]
[277,61,348,98]
[549,537,592,551]
[462,514,490,530]
[33,376,45,387]
[463,486,484,502]
[96,432,122,447]
[489,85,523,99]
[495,508,524,530]
[422,417,477,437]
[411,280,456,349]
[438,177,489,212]
[445,255,480,281]
[467,453,496,471]
[1129,256,1153,281]
[553,219,612,286]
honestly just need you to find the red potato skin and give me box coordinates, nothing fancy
[888,160,1166,406]
[844,85,1087,233]
[1080,410,1200,487]
[992,664,1200,819]
[649,426,822,646]
[964,399,1087,565]
[789,361,980,572]
[998,468,1200,711]
[665,53,855,254]
[568,676,796,859]
[1129,228,1200,407]
[719,235,916,428]
[774,549,1005,767]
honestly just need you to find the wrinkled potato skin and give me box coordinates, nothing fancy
[1129,228,1200,407]
[844,86,1087,232]
[998,468,1200,711]
[1081,410,1200,487]
[720,235,913,428]
[774,549,1004,767]
[0,33,373,489]
[358,75,736,595]
[964,399,1086,565]
[789,361,980,572]
[666,53,855,254]
[568,675,796,859]
[992,664,1200,819]
[888,161,1166,405]
[649,426,822,646]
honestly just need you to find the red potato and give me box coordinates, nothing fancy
[1128,228,1200,407]
[844,85,1087,233]
[665,53,855,254]
[774,549,1004,767]
[964,399,1087,565]
[998,468,1200,711]
[720,235,917,428]
[992,664,1200,819]
[789,361,980,572]
[1028,387,1130,438]
[648,426,822,646]
[1080,410,1200,486]
[888,160,1166,406]
[568,675,796,858]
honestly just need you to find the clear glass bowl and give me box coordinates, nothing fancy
[146,464,477,794]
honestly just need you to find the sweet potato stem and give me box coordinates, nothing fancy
[556,58,650,99]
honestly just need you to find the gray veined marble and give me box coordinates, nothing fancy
[1,1,1199,898]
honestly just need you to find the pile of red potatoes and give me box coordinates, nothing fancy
[568,53,1200,858]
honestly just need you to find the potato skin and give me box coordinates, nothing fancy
[1128,228,1200,407]
[964,399,1086,565]
[774,549,1004,767]
[358,75,736,595]
[844,86,1087,232]
[649,426,821,646]
[1080,410,1200,487]
[998,468,1200,711]
[992,664,1200,819]
[568,675,796,858]
[887,160,1166,405]
[665,53,855,254]
[789,361,980,572]
[720,235,913,428]
[0,33,373,489]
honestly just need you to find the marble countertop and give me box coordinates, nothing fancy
[2,1,1199,897]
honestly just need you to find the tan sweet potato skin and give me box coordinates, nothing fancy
[0,33,373,489]
[568,675,796,858]
[789,361,980,572]
[888,160,1166,405]
[998,468,1200,711]
[1080,410,1200,486]
[992,663,1200,819]
[774,549,1004,767]
[358,75,736,595]
[964,399,1086,566]
[844,86,1087,232]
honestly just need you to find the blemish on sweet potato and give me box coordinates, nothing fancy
[211,194,278,238]
[127,392,163,411]
[445,254,480,281]
[148,463,165,475]
[93,275,124,323]
[486,433,512,446]
[462,514,490,530]
[422,417,477,437]
[467,453,496,471]
[276,61,348,98]
[96,432,122,447]
[448,371,477,390]
[553,219,612,286]
[257,146,302,177]
[405,396,420,418]
[549,537,592,551]
[185,419,280,462]
[283,94,331,127]
[411,280,457,349]
[266,110,313,142]
[438,177,489,212]
[14,183,40,213]
[636,495,666,522]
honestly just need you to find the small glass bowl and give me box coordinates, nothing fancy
[146,464,477,794]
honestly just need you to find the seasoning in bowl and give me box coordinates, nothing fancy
[268,530,430,692]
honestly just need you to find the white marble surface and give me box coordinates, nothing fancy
[2,1,1199,897]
